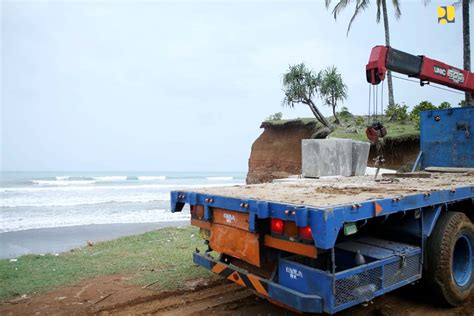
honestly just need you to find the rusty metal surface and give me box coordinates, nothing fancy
[264,235,317,258]
[210,224,261,267]
[212,208,249,231]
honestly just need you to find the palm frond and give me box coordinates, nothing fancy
[347,0,370,35]
[392,0,401,20]
[332,0,353,19]
[376,0,381,22]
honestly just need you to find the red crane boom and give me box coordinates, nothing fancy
[366,45,474,97]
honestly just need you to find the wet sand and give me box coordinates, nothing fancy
[0,221,188,259]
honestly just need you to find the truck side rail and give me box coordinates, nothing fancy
[171,185,474,249]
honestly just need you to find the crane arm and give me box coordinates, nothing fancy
[366,45,474,96]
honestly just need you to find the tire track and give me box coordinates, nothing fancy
[98,283,252,315]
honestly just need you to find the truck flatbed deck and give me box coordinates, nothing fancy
[183,173,474,208]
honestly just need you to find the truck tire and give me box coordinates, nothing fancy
[426,211,474,306]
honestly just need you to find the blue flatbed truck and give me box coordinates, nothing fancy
[171,47,474,314]
[170,106,474,314]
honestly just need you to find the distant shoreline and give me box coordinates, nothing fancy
[0,221,189,259]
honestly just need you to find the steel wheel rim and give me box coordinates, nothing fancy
[452,234,473,287]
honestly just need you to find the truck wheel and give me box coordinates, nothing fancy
[426,212,474,306]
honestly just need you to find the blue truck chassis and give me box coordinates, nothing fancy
[171,184,472,313]
[171,107,474,313]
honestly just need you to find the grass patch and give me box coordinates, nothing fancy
[331,121,419,142]
[264,117,419,142]
[262,118,317,127]
[0,226,210,301]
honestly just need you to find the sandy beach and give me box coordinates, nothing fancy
[0,221,188,259]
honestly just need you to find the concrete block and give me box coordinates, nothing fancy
[352,140,370,176]
[302,139,353,177]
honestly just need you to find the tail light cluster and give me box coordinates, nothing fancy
[271,218,284,234]
[271,218,313,241]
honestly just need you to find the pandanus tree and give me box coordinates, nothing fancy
[282,63,333,131]
[319,66,348,124]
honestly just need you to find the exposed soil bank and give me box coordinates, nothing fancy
[246,120,329,184]
[368,134,420,170]
[247,120,419,184]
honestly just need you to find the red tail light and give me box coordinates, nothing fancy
[299,226,313,240]
[271,219,284,235]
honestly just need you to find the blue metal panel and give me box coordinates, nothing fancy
[422,205,443,237]
[420,106,474,168]
[267,283,323,313]
[171,185,474,249]
[356,237,420,253]
[192,252,214,269]
[278,258,332,299]
[336,241,401,260]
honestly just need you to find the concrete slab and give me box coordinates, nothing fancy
[302,139,353,177]
[352,140,371,176]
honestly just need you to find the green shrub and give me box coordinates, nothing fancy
[266,112,283,121]
[385,103,409,122]
[354,116,365,126]
[410,101,436,119]
[411,101,453,130]
[438,101,451,109]
[337,106,354,122]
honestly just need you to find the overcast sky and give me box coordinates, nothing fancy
[1,0,471,172]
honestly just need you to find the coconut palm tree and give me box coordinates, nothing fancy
[325,0,400,107]
[461,0,472,104]
[424,0,472,105]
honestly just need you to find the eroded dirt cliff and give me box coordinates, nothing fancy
[368,135,420,171]
[246,120,420,184]
[246,120,329,184]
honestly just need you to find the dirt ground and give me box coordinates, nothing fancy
[1,274,473,315]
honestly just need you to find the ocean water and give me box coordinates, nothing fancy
[0,171,245,233]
